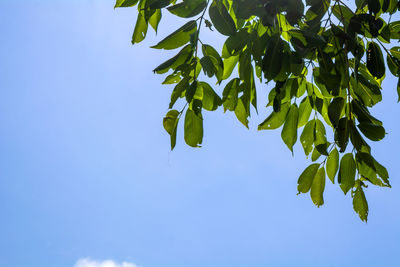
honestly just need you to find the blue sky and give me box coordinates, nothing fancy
[0,1,399,267]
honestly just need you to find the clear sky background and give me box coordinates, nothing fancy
[0,1,399,267]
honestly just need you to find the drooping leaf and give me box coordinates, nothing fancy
[353,184,369,222]
[163,110,180,150]
[208,0,236,36]
[298,97,312,128]
[297,163,320,194]
[281,104,299,152]
[300,120,315,156]
[339,153,356,194]
[366,42,385,79]
[184,108,203,147]
[132,13,148,44]
[326,147,339,183]
[328,97,345,128]
[311,167,326,207]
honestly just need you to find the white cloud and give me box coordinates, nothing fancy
[74,258,140,267]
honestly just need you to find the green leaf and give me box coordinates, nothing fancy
[311,167,326,207]
[234,97,249,128]
[335,118,350,152]
[326,148,339,183]
[366,42,385,79]
[300,120,315,156]
[184,108,203,147]
[222,29,248,57]
[297,163,320,194]
[262,34,284,81]
[149,9,162,33]
[298,97,312,128]
[222,55,239,80]
[115,0,139,7]
[357,122,385,141]
[167,0,207,18]
[163,110,180,150]
[328,97,345,128]
[353,185,368,222]
[169,77,189,108]
[373,157,390,186]
[151,20,197,50]
[339,153,356,195]
[132,13,148,44]
[258,102,290,130]
[281,104,299,152]
[208,0,236,36]
[314,119,327,146]
[198,82,222,111]
[222,78,239,111]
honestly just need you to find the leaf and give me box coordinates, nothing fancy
[222,55,239,80]
[366,42,385,79]
[149,9,162,33]
[167,0,207,18]
[234,97,249,128]
[208,0,236,36]
[132,13,148,44]
[281,104,299,152]
[198,82,222,111]
[262,34,284,81]
[357,122,385,141]
[258,102,290,130]
[326,148,339,183]
[222,78,239,111]
[353,185,369,222]
[328,97,345,128]
[297,163,320,194]
[115,0,139,7]
[339,153,356,195]
[311,167,326,207]
[335,118,350,152]
[300,120,315,156]
[169,77,189,108]
[298,97,312,128]
[163,110,180,150]
[184,108,203,147]
[314,119,327,146]
[151,20,197,50]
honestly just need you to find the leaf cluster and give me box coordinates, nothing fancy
[115,0,399,221]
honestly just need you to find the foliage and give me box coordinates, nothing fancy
[115,0,399,221]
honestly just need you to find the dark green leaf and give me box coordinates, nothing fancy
[208,0,236,36]
[366,42,385,79]
[328,97,345,128]
[358,122,385,141]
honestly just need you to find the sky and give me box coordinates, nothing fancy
[0,1,399,267]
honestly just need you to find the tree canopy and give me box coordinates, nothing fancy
[114,0,399,221]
